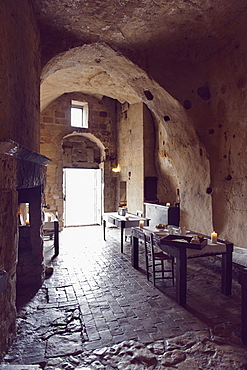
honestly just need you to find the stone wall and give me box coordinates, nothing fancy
[0,0,41,359]
[40,92,118,224]
[117,102,145,214]
[0,182,18,360]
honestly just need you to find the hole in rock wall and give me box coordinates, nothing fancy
[183,100,192,109]
[197,85,211,100]
[144,90,154,100]
[225,175,233,181]
[206,187,213,194]
[164,115,170,122]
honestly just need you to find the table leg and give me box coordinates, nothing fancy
[176,248,187,305]
[131,235,139,269]
[221,244,233,295]
[241,284,247,345]
[120,223,124,253]
[54,220,59,257]
[103,219,106,241]
[238,269,247,345]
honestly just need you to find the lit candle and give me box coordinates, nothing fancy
[25,220,30,226]
[166,203,170,207]
[211,231,218,243]
[48,215,52,222]
[139,220,144,228]
[125,215,129,220]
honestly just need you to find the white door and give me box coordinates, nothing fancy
[63,168,102,227]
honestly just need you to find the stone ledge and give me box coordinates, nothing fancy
[0,140,51,166]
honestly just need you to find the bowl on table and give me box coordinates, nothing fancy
[155,223,168,231]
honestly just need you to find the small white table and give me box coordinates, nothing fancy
[103,212,150,253]
[43,212,59,256]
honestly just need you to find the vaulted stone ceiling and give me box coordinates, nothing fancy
[34,0,247,110]
[32,0,247,67]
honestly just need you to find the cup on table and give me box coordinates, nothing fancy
[179,226,186,236]
[167,225,173,233]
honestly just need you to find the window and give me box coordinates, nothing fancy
[71,100,88,128]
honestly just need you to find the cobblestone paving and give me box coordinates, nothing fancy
[1,225,247,369]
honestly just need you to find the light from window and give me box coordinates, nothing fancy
[71,100,88,128]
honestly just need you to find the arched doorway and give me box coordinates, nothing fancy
[62,133,105,227]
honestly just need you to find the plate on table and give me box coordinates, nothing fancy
[155,224,168,232]
[154,231,169,236]
[164,234,192,242]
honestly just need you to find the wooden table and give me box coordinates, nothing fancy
[131,226,233,305]
[103,212,150,253]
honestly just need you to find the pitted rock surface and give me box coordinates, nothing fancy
[43,335,247,369]
[32,0,245,66]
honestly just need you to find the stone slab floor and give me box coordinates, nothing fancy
[1,225,247,369]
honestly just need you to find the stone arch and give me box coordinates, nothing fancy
[41,43,212,232]
[62,132,106,168]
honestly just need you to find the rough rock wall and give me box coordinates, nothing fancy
[0,161,18,360]
[205,41,247,246]
[144,11,247,246]
[0,0,40,359]
[40,92,118,223]
[0,0,40,152]
[199,17,247,246]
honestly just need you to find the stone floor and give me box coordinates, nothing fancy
[1,225,247,369]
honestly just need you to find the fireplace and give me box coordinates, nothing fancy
[0,140,51,290]
[17,186,44,288]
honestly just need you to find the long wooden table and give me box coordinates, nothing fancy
[131,226,233,305]
[103,212,150,253]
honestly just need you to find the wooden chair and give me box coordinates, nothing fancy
[144,233,175,286]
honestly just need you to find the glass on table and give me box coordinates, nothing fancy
[167,225,178,234]
[179,226,186,236]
